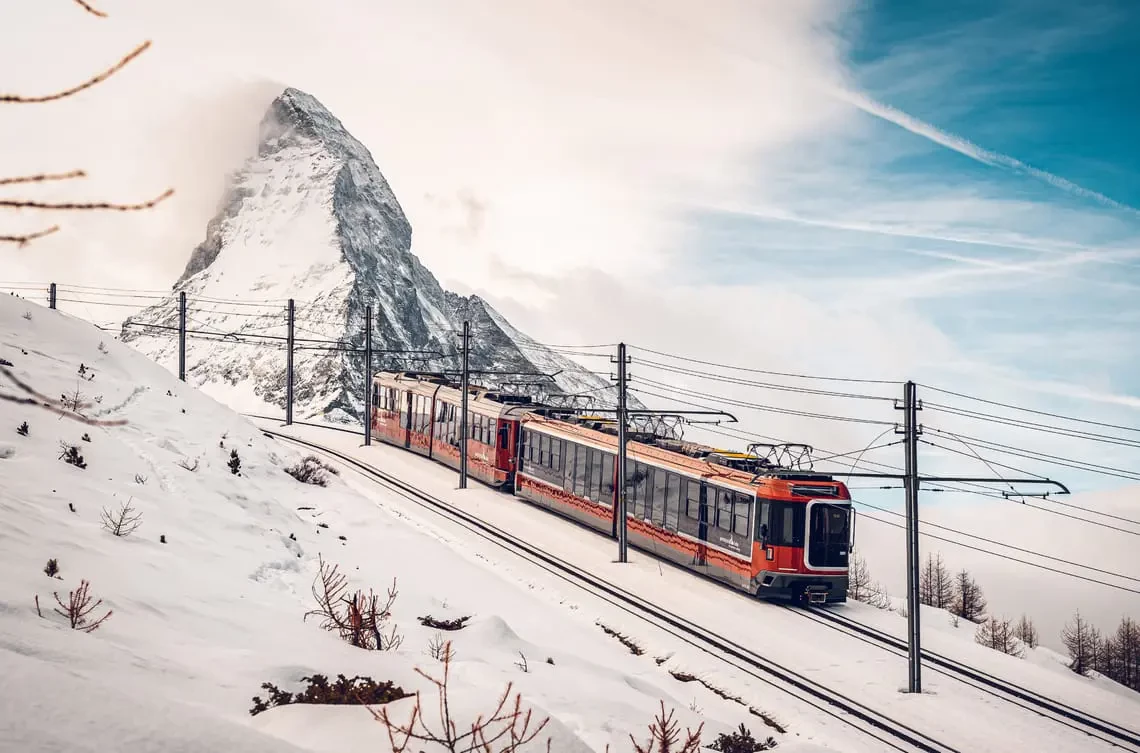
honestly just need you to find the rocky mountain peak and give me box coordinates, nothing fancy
[125,87,616,421]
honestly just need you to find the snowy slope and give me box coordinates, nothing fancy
[0,296,837,752]
[119,87,616,423]
[259,417,1140,753]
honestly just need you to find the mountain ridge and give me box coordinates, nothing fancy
[122,86,615,421]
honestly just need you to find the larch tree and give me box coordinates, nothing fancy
[975,616,1023,658]
[1110,617,1139,690]
[1014,614,1039,649]
[1062,611,1098,676]
[847,552,873,602]
[919,552,954,609]
[952,569,987,623]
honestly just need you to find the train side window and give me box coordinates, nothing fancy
[588,450,602,502]
[540,434,550,467]
[685,480,701,518]
[716,488,733,530]
[551,438,562,473]
[641,464,656,519]
[650,467,666,523]
[562,443,575,491]
[499,423,509,450]
[600,453,615,503]
[664,474,680,530]
[573,445,588,496]
[733,493,751,537]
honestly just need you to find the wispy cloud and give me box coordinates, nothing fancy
[828,87,1140,215]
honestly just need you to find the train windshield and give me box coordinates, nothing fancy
[808,503,850,568]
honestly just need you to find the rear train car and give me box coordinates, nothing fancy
[370,372,528,487]
[513,414,852,603]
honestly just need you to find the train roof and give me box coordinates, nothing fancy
[374,371,537,420]
[521,414,850,499]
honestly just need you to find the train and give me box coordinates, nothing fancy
[370,371,853,604]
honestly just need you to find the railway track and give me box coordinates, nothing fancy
[789,606,1140,752]
[260,427,958,753]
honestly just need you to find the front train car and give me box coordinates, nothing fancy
[515,414,852,604]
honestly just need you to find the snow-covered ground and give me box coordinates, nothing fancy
[0,295,827,751]
[5,294,1139,753]
[256,418,1140,753]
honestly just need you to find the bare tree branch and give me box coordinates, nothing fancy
[0,226,61,246]
[0,187,174,212]
[73,0,109,17]
[0,170,87,186]
[0,366,128,426]
[1,40,151,104]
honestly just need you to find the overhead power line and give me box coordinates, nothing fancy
[926,402,1140,450]
[630,378,896,427]
[628,344,901,385]
[855,510,1140,595]
[855,500,1140,584]
[634,357,895,401]
[920,382,1140,434]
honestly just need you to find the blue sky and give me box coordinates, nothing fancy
[671,0,1140,496]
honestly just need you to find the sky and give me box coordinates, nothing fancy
[2,2,1138,529]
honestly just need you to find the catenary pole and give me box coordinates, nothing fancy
[48,282,56,310]
[177,291,186,382]
[902,380,922,692]
[285,298,295,425]
[364,304,372,446]
[615,342,629,562]
[459,320,470,489]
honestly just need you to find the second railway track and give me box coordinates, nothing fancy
[261,426,958,753]
[789,606,1140,751]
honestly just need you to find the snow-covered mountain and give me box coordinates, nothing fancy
[121,87,614,422]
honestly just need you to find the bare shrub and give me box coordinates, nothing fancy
[58,441,87,469]
[707,724,777,753]
[51,579,112,632]
[100,498,142,537]
[17,421,28,436]
[597,621,644,655]
[250,673,410,716]
[370,646,550,753]
[427,632,454,662]
[134,473,147,485]
[631,702,703,753]
[304,555,403,651]
[285,455,340,486]
[177,457,199,472]
[514,652,529,673]
[419,614,470,631]
[22,311,32,320]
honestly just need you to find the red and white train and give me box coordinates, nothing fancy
[371,371,853,603]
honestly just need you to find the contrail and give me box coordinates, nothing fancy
[833,87,1140,215]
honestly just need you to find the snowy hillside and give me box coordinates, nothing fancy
[261,416,1140,753]
[0,297,842,751]
[120,87,615,423]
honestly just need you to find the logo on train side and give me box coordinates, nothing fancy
[717,534,740,551]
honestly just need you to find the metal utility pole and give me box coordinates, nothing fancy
[285,298,295,425]
[48,283,56,310]
[177,291,187,382]
[364,304,372,447]
[900,380,922,693]
[613,342,630,563]
[459,320,471,489]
